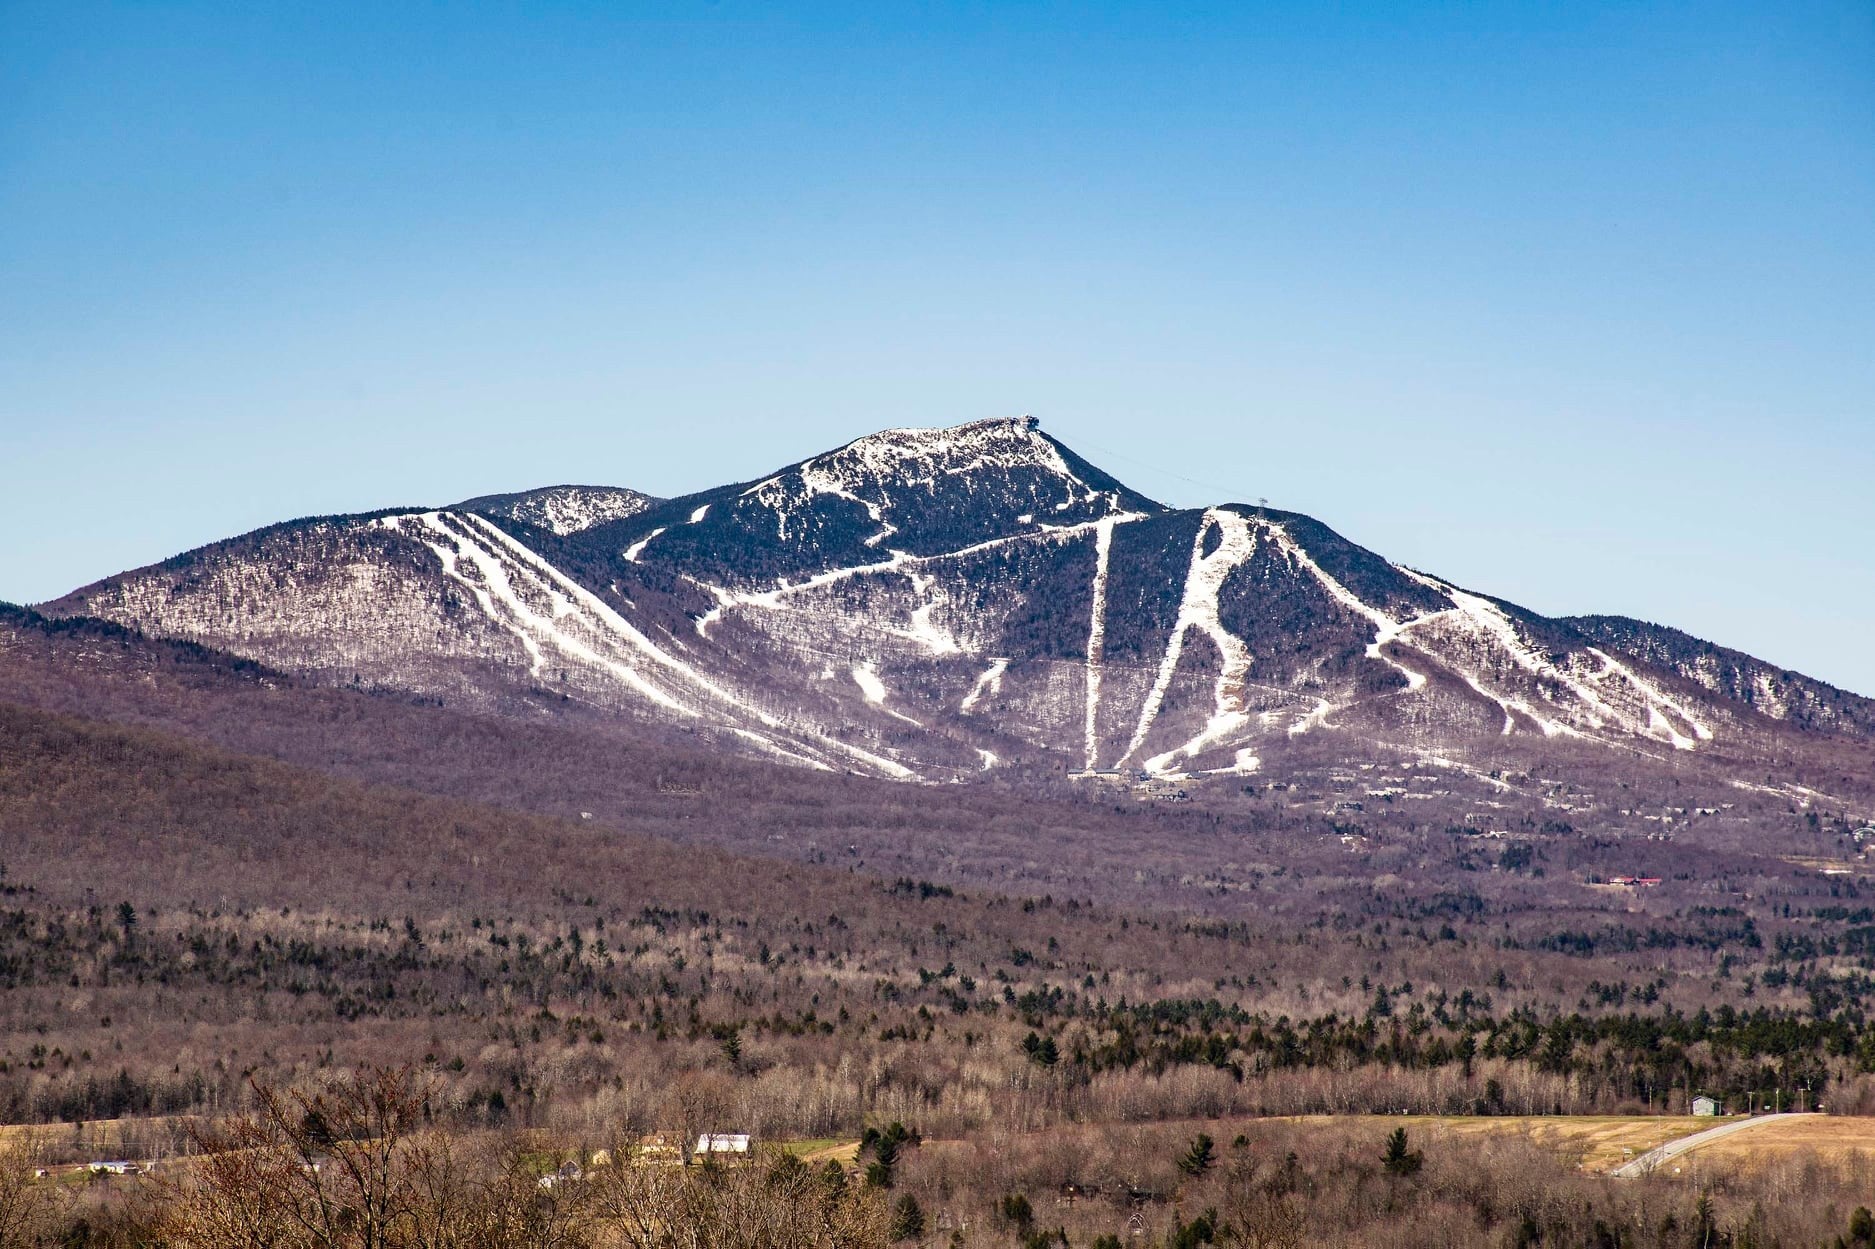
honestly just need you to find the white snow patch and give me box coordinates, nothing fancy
[852,662,888,704]
[688,504,711,523]
[1197,748,1262,776]
[736,418,1123,549]
[903,571,961,655]
[623,527,666,562]
[1287,696,1339,737]
[961,657,1010,714]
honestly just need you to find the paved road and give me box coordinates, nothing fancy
[1609,1113,1820,1178]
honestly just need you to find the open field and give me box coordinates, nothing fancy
[1690,1113,1875,1168]
[1284,1114,1714,1174]
[907,1113,1729,1180]
[0,1115,192,1166]
[793,1139,862,1167]
[1281,1113,1875,1176]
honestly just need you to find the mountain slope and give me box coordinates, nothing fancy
[1564,614,1875,739]
[41,417,1872,789]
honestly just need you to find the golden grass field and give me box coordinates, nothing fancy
[1283,1114,1711,1174]
[1690,1115,1875,1168]
[0,1115,188,1157]
[1286,1113,1875,1176]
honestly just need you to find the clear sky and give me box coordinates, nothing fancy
[3,3,1872,693]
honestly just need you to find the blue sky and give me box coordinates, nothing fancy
[3,2,1872,693]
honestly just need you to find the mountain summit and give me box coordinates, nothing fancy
[44,418,1875,788]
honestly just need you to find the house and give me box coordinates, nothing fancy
[694,1133,751,1158]
[1692,1096,1721,1117]
[537,1160,583,1190]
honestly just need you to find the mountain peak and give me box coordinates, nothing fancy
[814,415,1050,479]
[739,414,1166,540]
[758,415,1146,507]
[591,417,1163,582]
[455,484,660,535]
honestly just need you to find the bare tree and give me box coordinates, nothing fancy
[0,1131,61,1249]
[660,1071,735,1166]
[584,1148,888,1249]
[158,1067,587,1249]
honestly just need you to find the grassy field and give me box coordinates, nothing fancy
[1691,1115,1875,1168]
[1283,1113,1875,1176]
[0,1115,192,1165]
[791,1139,862,1167]
[1282,1114,1712,1174]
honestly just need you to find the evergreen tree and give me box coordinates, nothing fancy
[890,1193,925,1240]
[1178,1133,1216,1178]
[717,1025,742,1070]
[1382,1127,1423,1177]
[1000,1193,1035,1235]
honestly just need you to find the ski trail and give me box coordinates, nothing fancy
[453,513,918,779]
[1083,517,1117,770]
[623,528,666,562]
[393,513,692,716]
[1583,647,1714,746]
[728,513,1150,611]
[1121,509,1258,770]
[904,571,961,655]
[960,658,1009,714]
[851,662,887,704]
[1286,696,1338,737]
[1261,523,1430,694]
[1394,567,1694,747]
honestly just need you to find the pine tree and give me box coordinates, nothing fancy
[891,1193,925,1240]
[1178,1133,1215,1177]
[865,1121,913,1188]
[1382,1127,1423,1177]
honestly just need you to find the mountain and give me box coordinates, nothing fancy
[41,417,1875,797]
